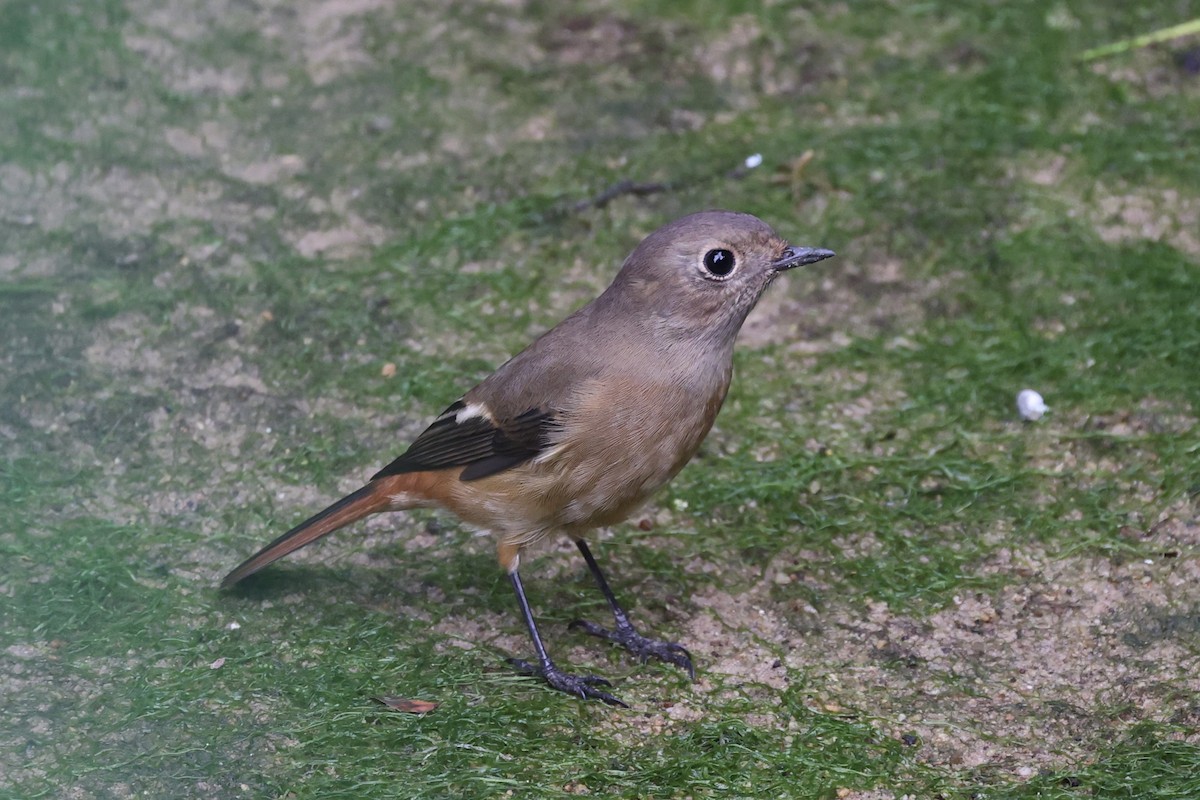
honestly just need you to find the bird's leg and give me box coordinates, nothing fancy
[569,540,695,680]
[506,569,627,707]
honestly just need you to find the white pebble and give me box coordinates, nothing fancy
[744,153,763,169]
[1016,389,1048,421]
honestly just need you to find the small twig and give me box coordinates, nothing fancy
[565,154,767,216]
[1078,18,1200,62]
[572,180,671,212]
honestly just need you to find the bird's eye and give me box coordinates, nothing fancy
[702,248,736,278]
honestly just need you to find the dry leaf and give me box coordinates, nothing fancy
[373,696,438,714]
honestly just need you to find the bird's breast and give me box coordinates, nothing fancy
[534,363,732,530]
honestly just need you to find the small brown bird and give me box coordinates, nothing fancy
[222,210,834,706]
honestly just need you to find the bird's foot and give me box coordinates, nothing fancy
[507,658,628,707]
[569,619,695,681]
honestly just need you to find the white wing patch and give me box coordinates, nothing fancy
[454,402,495,424]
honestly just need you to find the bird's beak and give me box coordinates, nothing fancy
[772,245,836,272]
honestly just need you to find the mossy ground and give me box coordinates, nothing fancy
[2,1,1198,798]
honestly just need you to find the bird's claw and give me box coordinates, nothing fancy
[568,619,696,681]
[507,658,627,707]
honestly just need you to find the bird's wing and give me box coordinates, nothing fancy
[371,400,558,482]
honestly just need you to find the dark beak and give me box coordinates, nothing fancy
[772,245,836,271]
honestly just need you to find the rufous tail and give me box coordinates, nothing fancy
[221,476,409,588]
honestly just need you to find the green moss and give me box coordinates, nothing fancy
[3,0,1198,797]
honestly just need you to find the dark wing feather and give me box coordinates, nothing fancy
[371,401,557,482]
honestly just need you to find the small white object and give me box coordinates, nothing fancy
[744,153,763,169]
[1016,389,1048,421]
[226,621,241,631]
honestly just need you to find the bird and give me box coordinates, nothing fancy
[222,210,835,706]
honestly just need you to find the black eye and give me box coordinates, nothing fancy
[702,248,736,277]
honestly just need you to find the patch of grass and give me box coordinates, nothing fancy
[4,0,1199,797]
[2,453,925,798]
[981,722,1200,799]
